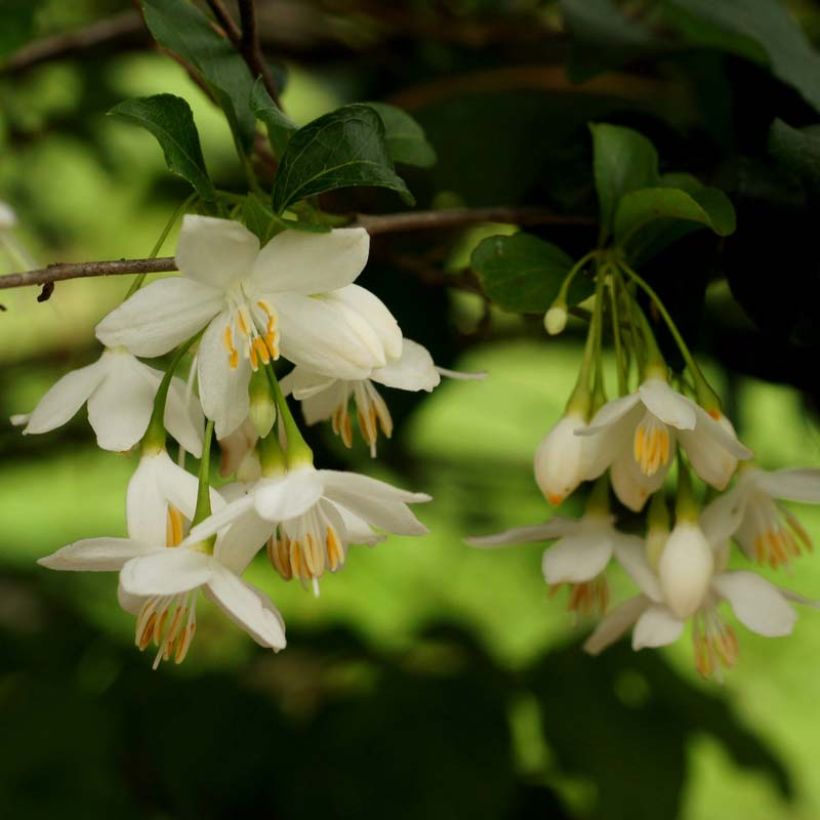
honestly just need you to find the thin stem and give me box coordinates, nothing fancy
[555,249,598,307]
[265,365,313,466]
[192,420,215,526]
[590,261,607,408]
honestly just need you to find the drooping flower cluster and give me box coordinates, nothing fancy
[20,215,460,666]
[469,250,819,679]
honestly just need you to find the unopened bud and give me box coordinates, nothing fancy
[250,392,276,438]
[658,521,713,618]
[544,304,567,335]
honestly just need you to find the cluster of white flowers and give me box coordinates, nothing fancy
[20,215,468,667]
[469,257,820,679]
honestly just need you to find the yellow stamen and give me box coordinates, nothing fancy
[633,417,670,476]
[223,325,239,369]
[166,506,184,548]
[326,526,343,571]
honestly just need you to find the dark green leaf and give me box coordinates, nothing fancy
[141,0,256,152]
[272,104,414,214]
[240,196,277,243]
[0,0,39,59]
[108,94,215,201]
[250,79,297,158]
[364,103,437,168]
[614,185,735,260]
[471,233,588,313]
[768,119,820,195]
[591,123,659,240]
[664,0,820,114]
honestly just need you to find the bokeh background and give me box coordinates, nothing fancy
[2,1,820,818]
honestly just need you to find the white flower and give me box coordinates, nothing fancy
[701,467,820,568]
[579,377,751,510]
[39,449,284,666]
[185,465,431,586]
[282,339,483,456]
[534,412,609,505]
[20,347,203,455]
[657,520,714,618]
[585,533,802,679]
[467,513,642,616]
[96,216,401,438]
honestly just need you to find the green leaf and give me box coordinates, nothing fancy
[271,104,414,214]
[471,233,588,313]
[613,185,736,260]
[250,79,297,158]
[108,94,215,201]
[663,0,820,114]
[240,196,277,243]
[0,0,39,60]
[768,119,820,195]
[364,103,437,168]
[141,0,256,152]
[590,123,659,239]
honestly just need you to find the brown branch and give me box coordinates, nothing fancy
[1,11,145,74]
[237,0,281,106]
[0,258,177,292]
[205,0,243,43]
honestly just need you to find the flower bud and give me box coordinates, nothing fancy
[544,305,568,336]
[534,412,587,505]
[249,370,276,438]
[658,521,714,618]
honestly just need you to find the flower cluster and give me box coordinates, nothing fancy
[20,215,461,667]
[469,250,819,679]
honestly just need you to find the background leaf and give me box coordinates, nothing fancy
[591,123,659,239]
[364,102,437,168]
[108,94,215,201]
[271,104,414,214]
[471,233,587,313]
[250,79,297,159]
[768,119,820,196]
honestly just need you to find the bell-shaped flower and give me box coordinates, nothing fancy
[185,465,431,587]
[96,216,401,438]
[585,531,804,679]
[38,449,284,666]
[702,467,820,568]
[19,347,203,455]
[282,339,483,456]
[579,377,751,510]
[467,513,642,616]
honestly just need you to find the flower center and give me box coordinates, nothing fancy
[330,380,393,456]
[136,592,197,669]
[550,576,610,617]
[267,502,345,584]
[749,495,813,568]
[692,607,738,679]
[633,411,672,476]
[222,291,279,371]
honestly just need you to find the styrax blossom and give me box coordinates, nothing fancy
[96,216,400,438]
[185,466,431,588]
[468,514,642,616]
[701,467,820,568]
[282,339,482,455]
[39,449,285,667]
[585,534,803,679]
[20,347,203,455]
[579,376,752,511]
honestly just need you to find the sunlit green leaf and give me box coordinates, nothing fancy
[108,94,215,201]
[272,104,414,214]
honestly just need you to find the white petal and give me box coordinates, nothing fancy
[610,448,667,512]
[700,487,745,546]
[755,468,820,503]
[322,284,403,362]
[713,571,797,636]
[583,595,649,655]
[638,378,696,430]
[250,226,369,294]
[213,509,276,574]
[320,469,431,505]
[184,495,257,545]
[580,391,641,435]
[466,518,578,548]
[164,375,205,458]
[693,407,752,460]
[328,500,383,546]
[371,339,440,392]
[280,367,337,400]
[534,414,589,505]
[38,537,156,571]
[197,313,253,439]
[680,409,749,489]
[299,382,348,426]
[95,277,224,357]
[86,353,156,451]
[120,548,213,596]
[541,530,613,584]
[175,215,259,287]
[612,535,663,602]
[658,522,714,618]
[254,469,325,522]
[23,358,105,435]
[274,292,382,378]
[117,581,145,615]
[632,604,685,649]
[206,565,286,649]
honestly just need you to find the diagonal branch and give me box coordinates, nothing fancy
[237,0,281,106]
[0,257,176,292]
